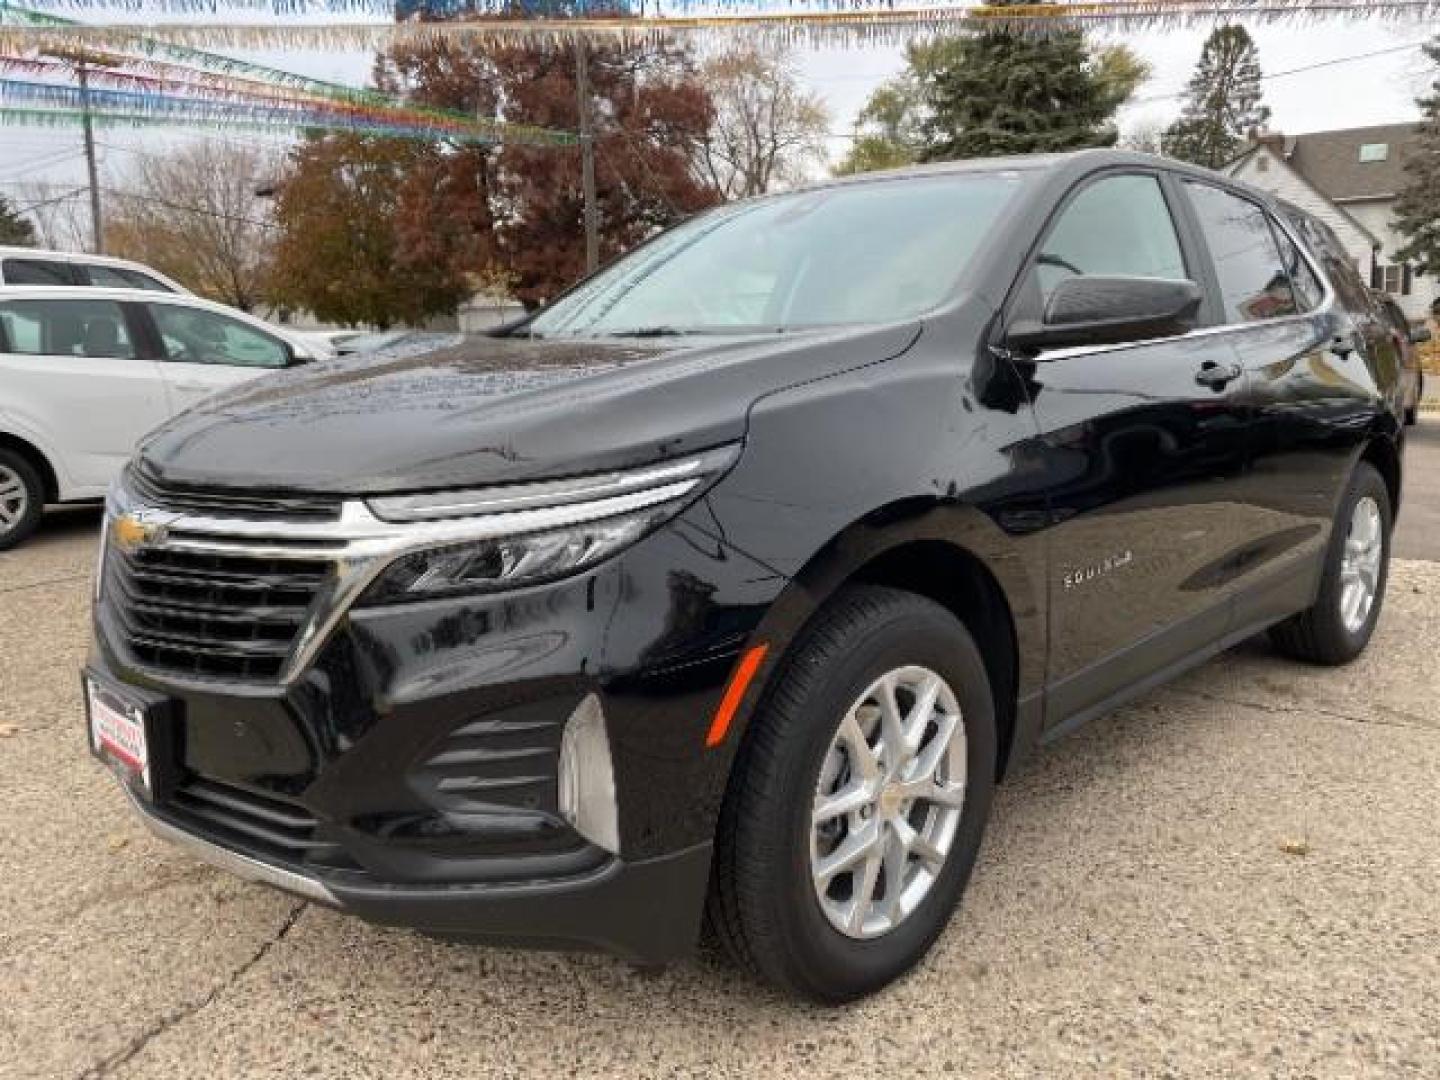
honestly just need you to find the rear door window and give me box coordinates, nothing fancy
[3,258,79,286]
[0,298,136,358]
[1184,182,1298,323]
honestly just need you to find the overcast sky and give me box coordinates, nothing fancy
[2,16,1434,212]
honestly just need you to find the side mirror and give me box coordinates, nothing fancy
[1409,325,1432,346]
[1007,276,1203,353]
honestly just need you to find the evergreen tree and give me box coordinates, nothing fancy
[836,12,1146,173]
[0,195,36,247]
[1395,37,1440,279]
[1161,25,1271,168]
[919,27,1139,160]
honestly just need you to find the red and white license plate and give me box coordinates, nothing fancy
[86,677,150,791]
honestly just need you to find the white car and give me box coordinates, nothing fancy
[0,246,188,293]
[0,287,325,549]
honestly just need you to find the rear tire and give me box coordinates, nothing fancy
[708,585,997,1003]
[1270,461,1391,665]
[0,449,44,551]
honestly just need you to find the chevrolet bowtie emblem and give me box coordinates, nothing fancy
[112,513,168,552]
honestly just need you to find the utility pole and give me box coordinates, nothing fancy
[574,35,598,274]
[76,62,103,254]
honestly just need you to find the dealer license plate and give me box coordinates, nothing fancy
[86,675,151,793]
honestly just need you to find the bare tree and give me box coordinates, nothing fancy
[696,46,830,198]
[1119,118,1168,155]
[105,141,277,311]
[13,182,92,251]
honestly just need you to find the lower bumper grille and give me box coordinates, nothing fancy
[106,547,330,683]
[166,778,355,870]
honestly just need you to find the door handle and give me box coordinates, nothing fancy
[1194,360,1242,389]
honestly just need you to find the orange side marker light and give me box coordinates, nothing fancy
[705,643,770,749]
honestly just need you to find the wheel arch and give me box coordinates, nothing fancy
[847,540,1023,781]
[728,502,1046,785]
[1361,433,1401,520]
[0,430,59,502]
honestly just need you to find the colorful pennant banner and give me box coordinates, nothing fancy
[0,3,580,145]
[0,101,533,141]
[2,0,1439,48]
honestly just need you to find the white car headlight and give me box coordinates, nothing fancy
[356,445,739,605]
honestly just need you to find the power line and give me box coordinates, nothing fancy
[1128,40,1427,105]
[14,186,88,214]
[2,179,273,229]
[829,39,1430,137]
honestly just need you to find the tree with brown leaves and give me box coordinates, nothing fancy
[377,37,720,308]
[268,134,472,328]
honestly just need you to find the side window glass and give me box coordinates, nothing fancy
[84,265,130,288]
[1284,208,1370,315]
[1186,182,1298,322]
[1031,174,1188,305]
[0,299,134,358]
[1271,223,1324,311]
[3,258,77,286]
[124,271,174,292]
[152,305,288,369]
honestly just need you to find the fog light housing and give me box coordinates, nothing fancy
[558,694,620,855]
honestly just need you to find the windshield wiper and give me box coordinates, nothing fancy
[601,326,694,338]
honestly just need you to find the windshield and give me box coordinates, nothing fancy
[526,172,1029,338]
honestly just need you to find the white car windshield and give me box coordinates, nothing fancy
[526,171,1029,338]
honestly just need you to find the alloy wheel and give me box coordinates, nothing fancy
[1339,495,1383,634]
[0,465,28,539]
[809,665,967,940]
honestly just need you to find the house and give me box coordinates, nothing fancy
[1226,123,1436,324]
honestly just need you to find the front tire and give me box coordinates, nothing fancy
[709,586,997,1003]
[1270,461,1391,665]
[0,450,43,551]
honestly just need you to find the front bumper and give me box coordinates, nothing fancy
[120,783,713,962]
[90,499,785,963]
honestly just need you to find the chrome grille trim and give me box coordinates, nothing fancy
[103,447,737,687]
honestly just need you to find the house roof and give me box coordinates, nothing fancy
[1283,122,1424,201]
[1224,142,1381,250]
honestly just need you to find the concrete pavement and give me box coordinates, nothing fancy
[1395,415,1440,562]
[3,490,1439,1078]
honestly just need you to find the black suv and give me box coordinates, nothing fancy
[85,151,1402,1002]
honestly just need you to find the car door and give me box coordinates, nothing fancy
[1180,183,1391,628]
[0,297,169,491]
[145,302,294,412]
[998,169,1257,727]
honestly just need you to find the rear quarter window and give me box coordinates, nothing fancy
[1281,208,1370,315]
[84,264,176,292]
[2,258,78,286]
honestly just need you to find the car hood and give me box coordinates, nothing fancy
[138,325,921,495]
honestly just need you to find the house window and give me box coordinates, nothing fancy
[1379,265,1411,295]
[1358,142,1389,163]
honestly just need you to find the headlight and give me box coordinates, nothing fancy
[356,445,738,605]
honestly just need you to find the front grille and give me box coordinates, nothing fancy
[166,778,355,869]
[107,546,331,683]
[126,463,341,522]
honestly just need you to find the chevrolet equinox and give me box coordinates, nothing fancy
[85,151,1403,1002]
